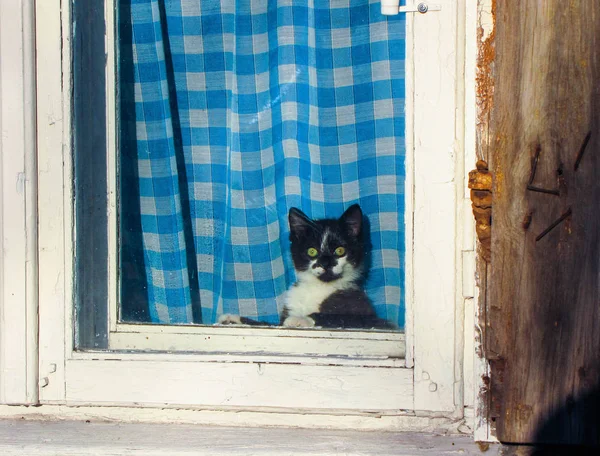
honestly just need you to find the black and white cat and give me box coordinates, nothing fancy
[218,204,394,330]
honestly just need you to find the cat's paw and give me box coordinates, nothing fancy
[217,314,243,325]
[283,315,316,328]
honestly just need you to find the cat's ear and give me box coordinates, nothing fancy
[340,204,362,238]
[289,207,313,238]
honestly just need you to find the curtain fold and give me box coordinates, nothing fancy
[120,0,407,327]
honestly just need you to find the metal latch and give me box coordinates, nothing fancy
[381,1,441,15]
[399,2,441,14]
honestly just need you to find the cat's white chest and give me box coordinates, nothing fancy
[285,273,340,317]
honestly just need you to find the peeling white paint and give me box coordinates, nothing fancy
[0,404,472,434]
[16,172,25,195]
[0,0,38,406]
[478,0,494,43]
[0,414,503,455]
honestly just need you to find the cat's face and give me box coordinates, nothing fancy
[288,204,364,283]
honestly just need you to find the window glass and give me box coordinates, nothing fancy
[75,0,406,348]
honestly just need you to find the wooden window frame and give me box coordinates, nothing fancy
[3,0,474,421]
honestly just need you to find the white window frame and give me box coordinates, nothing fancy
[29,0,469,419]
[0,0,38,406]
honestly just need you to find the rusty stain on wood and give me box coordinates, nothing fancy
[527,145,541,185]
[476,441,490,452]
[474,0,497,441]
[469,160,492,262]
[521,212,532,230]
[476,0,497,163]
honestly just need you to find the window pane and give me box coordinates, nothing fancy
[117,0,406,330]
[72,1,406,342]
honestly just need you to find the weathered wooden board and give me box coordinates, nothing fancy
[0,420,501,456]
[485,0,600,445]
[64,360,414,411]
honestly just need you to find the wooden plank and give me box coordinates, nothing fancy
[486,0,600,445]
[473,0,496,442]
[110,324,405,358]
[72,351,404,368]
[0,0,38,405]
[0,403,475,433]
[36,0,70,405]
[64,359,414,411]
[110,331,404,358]
[411,0,461,413]
[0,420,501,456]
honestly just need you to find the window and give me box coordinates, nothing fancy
[37,0,467,417]
[74,0,407,356]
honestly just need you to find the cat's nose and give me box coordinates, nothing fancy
[317,256,334,269]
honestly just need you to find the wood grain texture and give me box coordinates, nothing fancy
[110,324,405,358]
[0,0,38,405]
[0,420,501,456]
[486,0,600,445]
[36,0,69,404]
[410,0,461,412]
[0,403,474,433]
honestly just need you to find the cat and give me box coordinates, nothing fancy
[218,204,394,330]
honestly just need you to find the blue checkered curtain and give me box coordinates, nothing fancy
[119,0,406,327]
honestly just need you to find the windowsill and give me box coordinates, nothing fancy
[0,419,497,455]
[107,323,406,358]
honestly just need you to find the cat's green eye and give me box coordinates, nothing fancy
[334,246,346,256]
[307,247,318,258]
